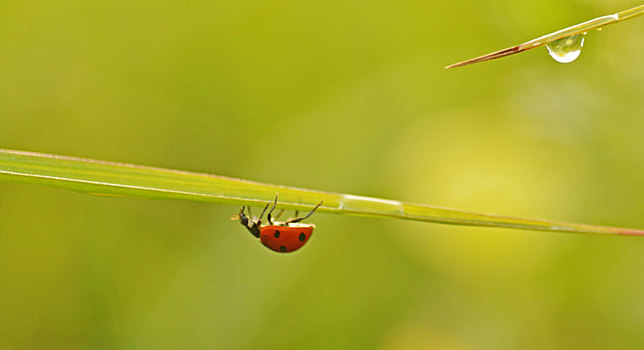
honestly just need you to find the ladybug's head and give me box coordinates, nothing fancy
[237,207,249,226]
[234,206,261,238]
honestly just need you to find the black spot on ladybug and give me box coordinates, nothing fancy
[299,233,306,242]
[274,230,280,238]
[279,245,287,252]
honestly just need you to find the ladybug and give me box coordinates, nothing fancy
[234,195,323,253]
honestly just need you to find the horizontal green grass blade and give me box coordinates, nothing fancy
[446,4,644,69]
[1,149,642,235]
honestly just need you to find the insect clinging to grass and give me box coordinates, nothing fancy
[232,194,323,253]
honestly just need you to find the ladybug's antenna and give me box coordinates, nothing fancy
[231,206,244,221]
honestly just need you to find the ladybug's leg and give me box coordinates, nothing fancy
[286,201,323,224]
[256,201,271,226]
[273,209,285,221]
[266,194,279,225]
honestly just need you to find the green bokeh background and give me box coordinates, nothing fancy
[1,0,643,348]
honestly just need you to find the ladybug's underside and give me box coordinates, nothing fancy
[267,222,316,228]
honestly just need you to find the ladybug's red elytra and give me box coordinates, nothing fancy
[235,195,323,253]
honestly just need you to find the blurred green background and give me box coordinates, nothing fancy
[1,0,643,348]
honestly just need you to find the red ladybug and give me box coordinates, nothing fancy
[235,195,323,253]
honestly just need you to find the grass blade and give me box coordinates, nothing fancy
[1,148,642,235]
[446,4,644,69]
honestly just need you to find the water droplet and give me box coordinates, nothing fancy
[545,33,586,63]
[596,27,603,31]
